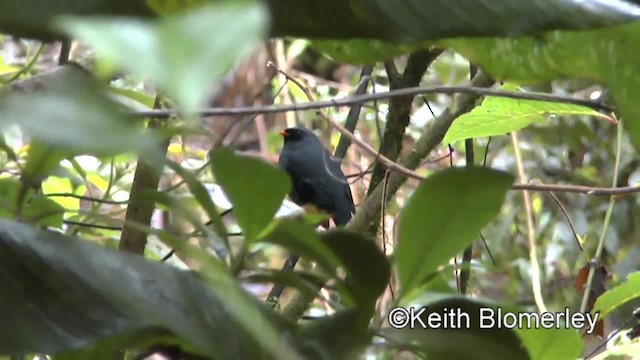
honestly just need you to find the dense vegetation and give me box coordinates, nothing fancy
[1,1,640,359]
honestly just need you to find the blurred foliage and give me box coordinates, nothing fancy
[1,1,640,359]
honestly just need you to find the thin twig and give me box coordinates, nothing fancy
[580,119,623,314]
[511,132,547,313]
[510,183,640,195]
[45,192,127,205]
[8,42,45,82]
[64,220,122,231]
[131,85,615,119]
[459,137,475,295]
[545,191,587,256]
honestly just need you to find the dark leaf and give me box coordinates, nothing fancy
[295,309,368,360]
[322,230,391,311]
[0,218,301,359]
[259,219,340,275]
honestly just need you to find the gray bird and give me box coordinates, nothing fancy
[278,127,355,225]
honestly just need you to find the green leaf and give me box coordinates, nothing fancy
[0,178,64,227]
[146,0,208,15]
[55,328,180,360]
[259,219,340,274]
[241,270,327,301]
[589,341,640,360]
[57,2,267,112]
[397,294,582,359]
[396,167,514,297]
[383,297,529,360]
[313,39,427,64]
[210,147,290,241]
[41,176,80,213]
[21,195,65,228]
[166,161,227,241]
[22,141,69,187]
[0,68,160,158]
[295,309,368,360]
[322,230,391,310]
[515,326,583,360]
[443,84,614,143]
[593,271,640,320]
[0,178,20,218]
[107,85,156,110]
[0,218,301,359]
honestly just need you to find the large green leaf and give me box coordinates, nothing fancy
[443,83,614,143]
[395,167,514,297]
[57,2,267,112]
[0,218,301,359]
[210,147,291,241]
[593,271,640,320]
[0,68,160,158]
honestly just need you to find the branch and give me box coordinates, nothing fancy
[130,84,615,119]
[366,49,442,237]
[118,97,170,254]
[334,65,372,159]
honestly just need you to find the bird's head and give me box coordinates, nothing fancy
[279,127,319,145]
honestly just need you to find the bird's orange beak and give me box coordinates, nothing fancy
[279,130,289,137]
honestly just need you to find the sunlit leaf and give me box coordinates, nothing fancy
[443,84,615,143]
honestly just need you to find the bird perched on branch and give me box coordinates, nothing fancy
[267,126,355,307]
[278,126,355,226]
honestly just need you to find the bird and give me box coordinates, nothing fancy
[267,126,355,307]
[277,126,355,226]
